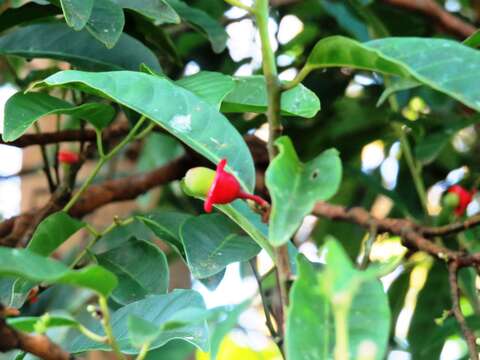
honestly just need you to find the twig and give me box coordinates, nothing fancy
[34,123,56,193]
[249,259,282,352]
[448,261,479,360]
[382,0,475,38]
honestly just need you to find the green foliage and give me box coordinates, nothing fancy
[95,237,169,305]
[266,136,342,245]
[180,214,260,278]
[68,290,208,354]
[36,70,256,191]
[0,247,117,296]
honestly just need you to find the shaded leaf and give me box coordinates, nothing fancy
[67,290,209,354]
[266,136,342,246]
[115,0,180,25]
[180,214,260,279]
[85,0,125,49]
[166,0,227,53]
[128,315,161,348]
[3,92,115,141]
[60,0,94,30]
[0,22,161,71]
[96,237,169,305]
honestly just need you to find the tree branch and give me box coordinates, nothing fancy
[448,262,479,360]
[312,202,480,267]
[0,305,74,360]
[382,0,476,38]
[0,155,193,247]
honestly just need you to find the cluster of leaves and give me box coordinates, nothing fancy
[1,0,480,359]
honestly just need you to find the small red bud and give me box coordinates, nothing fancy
[58,150,79,165]
[447,185,475,216]
[204,159,268,212]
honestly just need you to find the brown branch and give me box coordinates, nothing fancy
[448,262,479,360]
[312,202,480,267]
[382,0,476,38]
[0,124,131,148]
[0,305,74,360]
[420,214,480,238]
[0,155,193,247]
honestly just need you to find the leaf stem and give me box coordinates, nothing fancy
[333,300,350,360]
[255,0,292,342]
[135,343,151,360]
[63,116,147,212]
[77,324,108,343]
[98,296,126,360]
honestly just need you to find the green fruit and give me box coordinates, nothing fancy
[183,167,216,197]
[442,192,459,209]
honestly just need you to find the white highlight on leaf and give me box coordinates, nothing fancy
[169,114,192,133]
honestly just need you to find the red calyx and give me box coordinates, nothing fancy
[204,159,268,213]
[58,150,79,165]
[448,185,474,216]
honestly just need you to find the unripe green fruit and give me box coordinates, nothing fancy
[183,167,216,197]
[442,192,460,209]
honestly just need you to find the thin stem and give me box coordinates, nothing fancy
[98,296,126,360]
[333,301,351,360]
[135,343,151,360]
[63,116,147,212]
[359,223,377,270]
[255,0,292,342]
[34,123,56,193]
[249,259,282,353]
[95,130,105,158]
[282,65,312,91]
[77,324,108,343]
[448,261,479,360]
[224,0,255,12]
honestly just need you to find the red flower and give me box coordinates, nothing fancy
[204,159,268,213]
[448,185,474,216]
[58,150,79,165]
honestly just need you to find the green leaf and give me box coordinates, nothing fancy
[222,76,320,118]
[144,340,194,360]
[0,3,60,33]
[37,70,256,191]
[60,0,94,30]
[115,0,180,25]
[287,249,390,360]
[7,315,78,332]
[286,256,332,360]
[85,0,125,49]
[137,211,192,255]
[180,214,260,279]
[0,22,162,71]
[266,136,342,246]
[3,92,115,142]
[0,247,117,296]
[137,133,184,172]
[176,71,235,109]
[27,211,84,257]
[306,35,480,112]
[464,29,480,48]
[95,237,169,305]
[67,289,208,354]
[128,315,161,348]
[166,0,227,53]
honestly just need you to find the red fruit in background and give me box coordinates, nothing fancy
[447,185,474,216]
[58,150,79,165]
[204,159,268,213]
